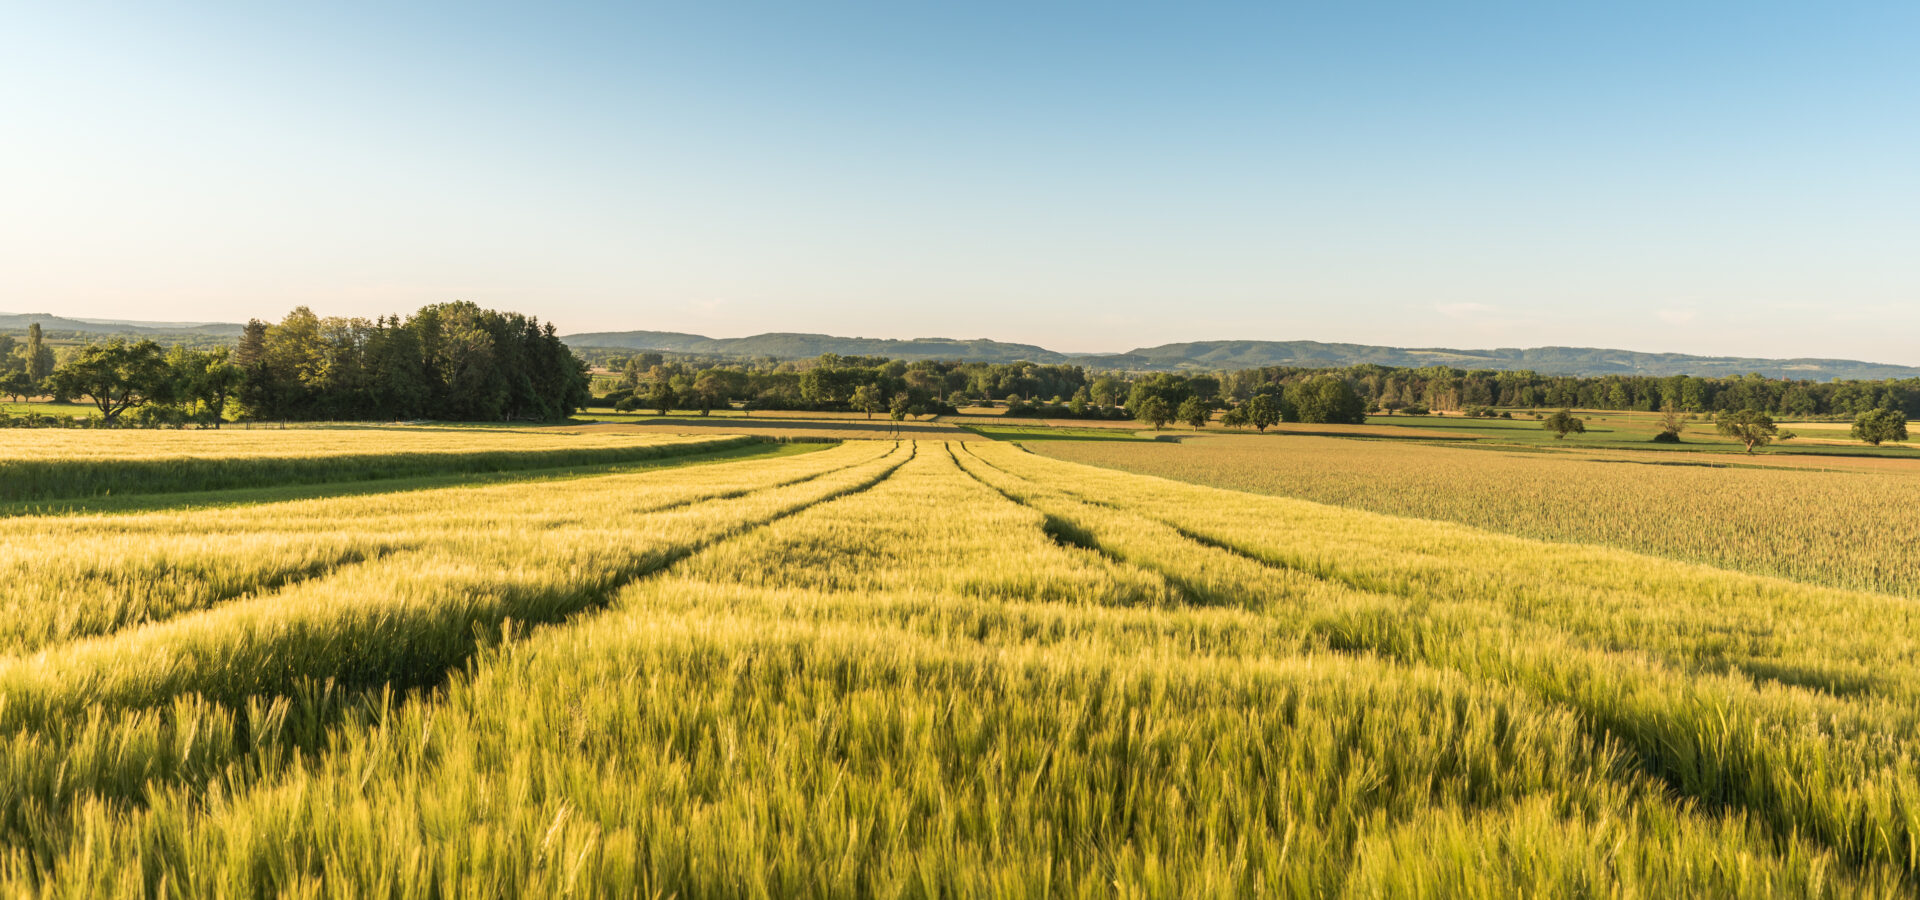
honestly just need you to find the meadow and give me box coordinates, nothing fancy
[4,430,1919,896]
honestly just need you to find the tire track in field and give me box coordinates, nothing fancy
[959,443,1920,886]
[0,542,414,656]
[943,444,1217,607]
[0,444,916,874]
[5,445,876,660]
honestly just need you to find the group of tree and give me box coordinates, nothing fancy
[1218,364,1920,419]
[0,323,58,402]
[7,303,589,425]
[229,302,589,421]
[600,353,1084,419]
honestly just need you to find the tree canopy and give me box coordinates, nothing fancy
[1852,408,1909,446]
[1716,409,1780,454]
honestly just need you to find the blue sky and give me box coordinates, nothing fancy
[3,2,1916,360]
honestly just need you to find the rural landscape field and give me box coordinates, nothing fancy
[12,2,1920,896]
[3,418,1919,897]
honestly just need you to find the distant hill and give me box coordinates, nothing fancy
[0,313,244,338]
[564,330,1920,380]
[563,330,1069,364]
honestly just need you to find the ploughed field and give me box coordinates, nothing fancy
[5,434,1920,896]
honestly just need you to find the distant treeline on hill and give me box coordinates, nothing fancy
[604,352,1920,421]
[0,303,588,425]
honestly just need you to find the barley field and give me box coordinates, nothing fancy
[1038,434,1920,599]
[0,428,758,503]
[5,434,1919,896]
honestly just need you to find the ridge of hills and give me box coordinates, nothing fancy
[563,330,1920,380]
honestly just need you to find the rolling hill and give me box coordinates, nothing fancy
[564,331,1920,380]
[0,313,244,337]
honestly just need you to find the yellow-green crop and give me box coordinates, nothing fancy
[2,437,1915,896]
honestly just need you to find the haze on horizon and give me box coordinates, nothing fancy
[4,3,1916,364]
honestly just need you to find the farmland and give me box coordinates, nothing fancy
[1035,434,1920,598]
[5,430,1920,896]
[0,427,770,505]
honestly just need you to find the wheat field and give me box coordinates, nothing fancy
[2,436,1917,896]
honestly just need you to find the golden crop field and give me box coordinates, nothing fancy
[0,428,761,503]
[1038,434,1920,598]
[4,432,1920,896]
[0,425,703,462]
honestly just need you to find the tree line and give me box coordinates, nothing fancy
[2,303,589,425]
[598,352,1920,425]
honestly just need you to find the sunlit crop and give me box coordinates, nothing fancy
[1038,433,1920,597]
[2,436,1915,896]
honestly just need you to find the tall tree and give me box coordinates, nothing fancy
[26,322,53,381]
[1245,394,1283,432]
[1178,396,1209,428]
[851,384,885,419]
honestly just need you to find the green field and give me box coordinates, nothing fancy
[5,428,1920,896]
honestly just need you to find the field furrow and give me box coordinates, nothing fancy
[16,444,1893,897]
[0,443,910,874]
[0,431,759,503]
[965,442,1920,882]
[7,432,1918,896]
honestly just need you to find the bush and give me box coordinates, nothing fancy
[1401,404,1430,416]
[1650,431,1682,444]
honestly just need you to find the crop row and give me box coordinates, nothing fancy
[0,431,755,502]
[4,442,1909,896]
[1037,434,1920,597]
[0,441,907,880]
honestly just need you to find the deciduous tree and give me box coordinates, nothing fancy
[1716,408,1779,454]
[1852,408,1909,446]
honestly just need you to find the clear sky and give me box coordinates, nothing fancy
[3,2,1916,361]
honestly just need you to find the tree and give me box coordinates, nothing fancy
[1245,394,1282,432]
[26,322,54,381]
[1178,396,1210,428]
[1067,387,1091,416]
[1135,396,1172,429]
[49,340,172,422]
[1287,377,1366,424]
[1,370,35,403]
[1716,408,1779,454]
[851,384,886,419]
[1542,409,1586,440]
[1852,408,1909,446]
[1658,404,1687,441]
[169,346,244,427]
[1219,405,1250,429]
[889,393,912,421]
[647,381,677,416]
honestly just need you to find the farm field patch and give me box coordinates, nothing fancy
[1035,433,1920,598]
[0,427,756,503]
[3,438,1918,895]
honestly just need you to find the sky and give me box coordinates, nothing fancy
[2,2,1916,361]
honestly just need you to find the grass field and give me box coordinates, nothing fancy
[4,430,1920,895]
